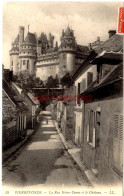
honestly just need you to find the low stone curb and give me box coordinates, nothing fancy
[53,120,99,188]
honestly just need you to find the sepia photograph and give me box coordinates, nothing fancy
[2,1,123,196]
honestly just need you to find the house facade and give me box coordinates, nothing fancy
[12,83,40,129]
[54,31,123,185]
[79,33,123,184]
[2,70,28,149]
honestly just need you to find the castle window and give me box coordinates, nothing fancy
[50,67,51,69]
[23,60,25,65]
[27,60,29,69]
[12,61,13,67]
[63,54,66,59]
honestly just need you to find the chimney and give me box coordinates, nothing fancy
[97,36,100,42]
[88,43,92,50]
[108,30,116,38]
[3,69,13,83]
[19,26,25,48]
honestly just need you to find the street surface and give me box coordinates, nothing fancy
[2,111,89,192]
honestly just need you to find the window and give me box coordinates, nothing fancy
[22,116,23,130]
[12,61,13,67]
[24,115,26,129]
[20,60,22,69]
[87,110,99,148]
[87,72,93,86]
[89,110,93,143]
[63,54,66,59]
[19,116,21,130]
[23,60,25,65]
[17,117,19,131]
[27,60,29,69]
[77,83,80,105]
[95,111,100,147]
[113,113,123,175]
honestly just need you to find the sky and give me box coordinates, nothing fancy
[2,1,122,68]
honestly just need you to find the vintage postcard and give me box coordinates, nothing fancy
[2,1,124,196]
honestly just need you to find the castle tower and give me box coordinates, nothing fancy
[48,33,54,48]
[9,34,19,75]
[38,33,48,54]
[58,26,76,78]
[19,30,37,76]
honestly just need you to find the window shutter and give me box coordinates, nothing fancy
[78,83,80,94]
[87,110,90,142]
[75,86,76,106]
[81,79,86,92]
[113,114,120,168]
[119,115,123,173]
[77,83,81,105]
[113,114,123,173]
[89,110,93,143]
[87,72,93,87]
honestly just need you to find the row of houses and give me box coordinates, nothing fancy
[2,69,40,149]
[51,32,123,185]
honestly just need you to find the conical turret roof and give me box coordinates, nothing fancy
[64,26,72,36]
[13,34,19,44]
[25,32,37,44]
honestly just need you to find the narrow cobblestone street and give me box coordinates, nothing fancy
[3,111,89,192]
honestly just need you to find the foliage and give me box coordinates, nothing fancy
[60,73,73,87]
[46,75,59,88]
[12,72,44,91]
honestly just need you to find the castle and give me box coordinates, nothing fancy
[10,26,90,80]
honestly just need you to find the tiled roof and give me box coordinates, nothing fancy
[27,92,39,105]
[94,34,123,53]
[25,32,37,45]
[81,63,123,95]
[3,80,28,112]
[77,45,89,52]
[72,34,123,81]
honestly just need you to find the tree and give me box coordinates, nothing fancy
[60,73,73,87]
[53,75,59,87]
[46,75,55,88]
